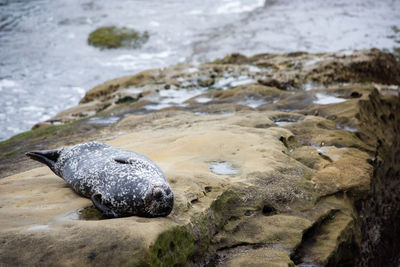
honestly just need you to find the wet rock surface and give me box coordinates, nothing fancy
[0,49,399,266]
[87,26,149,49]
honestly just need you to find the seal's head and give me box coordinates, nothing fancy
[144,183,174,217]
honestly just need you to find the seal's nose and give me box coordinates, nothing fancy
[151,185,173,199]
[144,185,174,217]
[153,187,164,200]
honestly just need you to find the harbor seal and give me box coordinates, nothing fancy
[26,141,174,218]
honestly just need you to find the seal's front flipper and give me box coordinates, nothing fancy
[26,149,61,174]
[91,193,118,218]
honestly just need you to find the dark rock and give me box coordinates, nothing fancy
[357,90,400,266]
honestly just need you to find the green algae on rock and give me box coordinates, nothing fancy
[149,226,195,266]
[88,26,149,49]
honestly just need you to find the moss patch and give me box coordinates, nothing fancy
[0,124,72,150]
[77,206,108,220]
[88,26,149,49]
[189,213,213,258]
[211,189,244,228]
[149,226,195,267]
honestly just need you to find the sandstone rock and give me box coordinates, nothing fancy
[0,110,372,266]
[80,69,162,104]
[213,53,249,64]
[226,249,295,267]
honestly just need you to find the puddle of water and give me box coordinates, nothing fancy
[88,116,122,125]
[275,121,294,126]
[214,77,237,89]
[145,103,174,110]
[387,85,399,90]
[298,263,318,267]
[186,67,199,73]
[55,210,80,221]
[302,83,325,91]
[159,88,203,103]
[214,75,255,89]
[145,88,206,110]
[343,126,357,132]
[312,144,330,154]
[195,96,213,103]
[27,225,49,231]
[208,161,239,175]
[337,124,358,132]
[272,116,302,126]
[122,87,143,94]
[54,206,107,222]
[238,97,268,108]
[247,65,262,73]
[304,58,325,67]
[314,93,347,105]
[78,206,108,220]
[230,78,255,87]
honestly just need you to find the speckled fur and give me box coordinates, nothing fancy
[27,141,174,217]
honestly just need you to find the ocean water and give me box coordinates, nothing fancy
[0,0,399,141]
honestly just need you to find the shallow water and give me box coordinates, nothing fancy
[208,161,239,175]
[238,97,268,108]
[1,0,400,140]
[312,144,330,155]
[87,116,122,125]
[144,88,206,110]
[275,121,294,126]
[27,224,49,231]
[214,75,255,90]
[314,93,347,105]
[195,96,213,103]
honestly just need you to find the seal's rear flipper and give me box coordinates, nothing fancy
[91,193,118,218]
[26,149,61,174]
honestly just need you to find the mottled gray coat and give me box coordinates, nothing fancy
[26,141,174,217]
